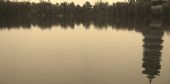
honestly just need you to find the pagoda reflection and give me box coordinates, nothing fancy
[141,17,164,84]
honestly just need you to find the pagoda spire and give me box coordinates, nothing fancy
[149,78,152,84]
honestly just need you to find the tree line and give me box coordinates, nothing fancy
[0,1,170,18]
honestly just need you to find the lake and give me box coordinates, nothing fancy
[15,0,126,5]
[0,18,170,84]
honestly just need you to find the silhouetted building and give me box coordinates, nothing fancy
[151,0,168,16]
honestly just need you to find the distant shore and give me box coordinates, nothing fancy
[0,1,170,18]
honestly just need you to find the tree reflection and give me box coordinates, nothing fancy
[1,16,169,30]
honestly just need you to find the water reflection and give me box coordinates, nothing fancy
[0,16,170,31]
[142,17,164,84]
[0,16,170,84]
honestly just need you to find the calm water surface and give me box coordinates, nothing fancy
[0,24,170,84]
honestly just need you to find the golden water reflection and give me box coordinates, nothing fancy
[0,19,170,84]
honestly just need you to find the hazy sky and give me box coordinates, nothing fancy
[23,0,125,5]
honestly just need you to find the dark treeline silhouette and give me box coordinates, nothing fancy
[0,1,158,18]
[0,16,170,33]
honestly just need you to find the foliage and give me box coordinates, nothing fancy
[0,1,170,18]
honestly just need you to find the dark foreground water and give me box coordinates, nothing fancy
[0,18,170,84]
